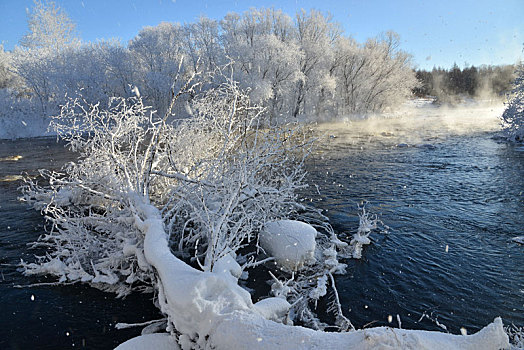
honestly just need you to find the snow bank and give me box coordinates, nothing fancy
[131,196,510,350]
[259,220,317,271]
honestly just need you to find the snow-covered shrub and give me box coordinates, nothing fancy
[158,78,312,270]
[21,95,161,296]
[501,65,524,142]
[20,64,387,340]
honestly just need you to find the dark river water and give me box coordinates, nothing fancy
[0,104,522,349]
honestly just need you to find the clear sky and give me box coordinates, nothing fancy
[0,0,522,70]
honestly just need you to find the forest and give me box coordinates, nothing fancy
[0,5,418,130]
[413,64,516,102]
[1,3,520,135]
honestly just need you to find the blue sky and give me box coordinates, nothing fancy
[0,0,522,70]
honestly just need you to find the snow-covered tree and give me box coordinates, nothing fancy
[20,0,79,52]
[333,31,416,115]
[0,45,16,89]
[501,64,524,142]
[221,9,303,121]
[11,39,133,117]
[129,22,191,115]
[182,17,224,72]
[92,39,135,98]
[10,46,56,115]
[360,32,417,112]
[292,10,340,118]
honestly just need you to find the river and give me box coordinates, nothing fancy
[0,103,522,348]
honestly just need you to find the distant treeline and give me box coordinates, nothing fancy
[413,64,516,102]
[0,4,417,126]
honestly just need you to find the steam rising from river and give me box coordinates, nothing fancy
[316,100,506,147]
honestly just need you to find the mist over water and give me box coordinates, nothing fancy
[318,101,506,144]
[305,101,523,333]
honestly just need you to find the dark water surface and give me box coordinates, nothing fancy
[306,107,523,334]
[0,138,161,349]
[0,106,522,348]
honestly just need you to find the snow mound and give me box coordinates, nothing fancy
[260,220,317,271]
[253,297,291,322]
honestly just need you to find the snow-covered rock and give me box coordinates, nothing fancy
[259,220,317,271]
[253,297,291,323]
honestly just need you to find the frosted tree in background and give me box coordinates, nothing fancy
[333,31,417,115]
[0,45,16,89]
[11,40,132,117]
[2,4,419,138]
[221,9,303,120]
[501,64,524,142]
[332,36,366,113]
[360,32,417,112]
[20,0,79,51]
[9,0,80,117]
[129,22,188,115]
[293,10,340,118]
[183,16,224,72]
